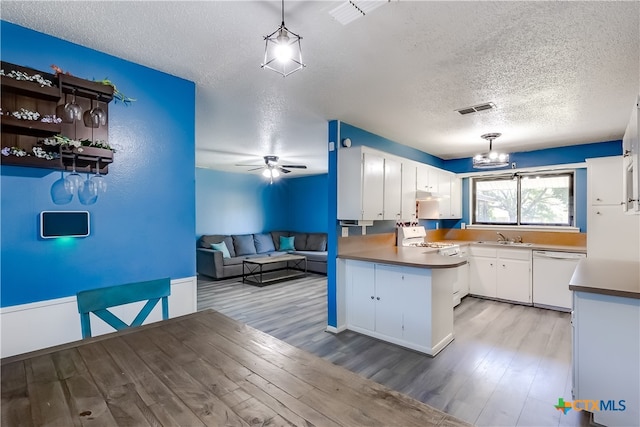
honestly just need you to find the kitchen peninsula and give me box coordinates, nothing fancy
[338,241,466,357]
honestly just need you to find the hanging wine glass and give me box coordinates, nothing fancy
[90,158,108,194]
[92,95,107,127]
[78,172,98,205]
[50,171,73,204]
[68,87,83,121]
[83,98,100,128]
[64,156,84,195]
[56,93,75,123]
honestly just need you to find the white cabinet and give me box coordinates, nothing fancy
[496,249,532,303]
[362,151,385,220]
[589,156,623,206]
[573,291,640,426]
[469,246,497,297]
[345,260,453,356]
[450,177,462,219]
[401,161,417,221]
[416,164,437,192]
[383,157,402,220]
[587,156,640,262]
[469,246,532,303]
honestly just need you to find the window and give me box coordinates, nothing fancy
[472,172,574,226]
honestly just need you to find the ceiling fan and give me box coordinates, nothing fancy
[237,155,307,183]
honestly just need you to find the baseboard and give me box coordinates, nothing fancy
[325,324,347,334]
[0,276,197,359]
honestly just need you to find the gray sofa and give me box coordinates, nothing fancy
[197,231,327,279]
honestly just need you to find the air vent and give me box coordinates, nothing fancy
[329,1,388,25]
[455,102,497,115]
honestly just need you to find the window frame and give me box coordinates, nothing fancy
[471,171,575,227]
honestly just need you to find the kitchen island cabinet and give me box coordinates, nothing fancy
[345,259,455,356]
[570,259,640,427]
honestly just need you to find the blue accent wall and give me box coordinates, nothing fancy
[287,174,328,233]
[1,22,196,307]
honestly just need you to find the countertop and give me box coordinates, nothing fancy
[569,259,640,299]
[440,240,587,253]
[338,246,467,269]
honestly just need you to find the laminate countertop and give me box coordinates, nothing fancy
[439,240,587,253]
[338,246,467,269]
[569,259,640,299]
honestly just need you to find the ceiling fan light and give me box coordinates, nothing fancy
[271,168,280,178]
[262,168,272,178]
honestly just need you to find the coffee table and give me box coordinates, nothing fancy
[242,254,307,286]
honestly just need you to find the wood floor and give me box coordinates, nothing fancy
[198,274,592,427]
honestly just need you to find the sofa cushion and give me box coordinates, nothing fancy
[211,242,231,258]
[254,233,276,253]
[291,232,308,250]
[290,250,328,262]
[305,233,327,251]
[200,235,235,257]
[279,236,295,251]
[270,231,290,250]
[233,234,257,256]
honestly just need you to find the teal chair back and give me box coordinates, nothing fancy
[77,278,171,339]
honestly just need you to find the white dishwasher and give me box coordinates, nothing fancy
[532,251,586,311]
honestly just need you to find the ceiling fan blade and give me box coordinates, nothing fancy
[278,167,292,174]
[280,165,307,169]
[247,167,265,172]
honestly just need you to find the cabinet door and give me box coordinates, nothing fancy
[416,165,435,192]
[588,205,640,261]
[362,152,385,220]
[469,256,496,297]
[496,258,531,303]
[437,171,451,218]
[588,156,623,205]
[346,261,376,331]
[401,161,417,220]
[383,157,402,220]
[397,268,430,347]
[373,264,405,341]
[450,177,462,219]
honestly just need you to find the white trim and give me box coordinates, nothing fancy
[325,324,347,334]
[456,162,586,178]
[0,276,197,358]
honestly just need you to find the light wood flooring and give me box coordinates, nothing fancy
[198,274,592,427]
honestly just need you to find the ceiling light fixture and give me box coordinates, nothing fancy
[262,0,305,77]
[262,165,280,184]
[473,133,510,169]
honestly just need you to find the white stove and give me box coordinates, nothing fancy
[397,226,460,256]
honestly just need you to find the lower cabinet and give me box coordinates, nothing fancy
[345,260,453,355]
[469,246,532,304]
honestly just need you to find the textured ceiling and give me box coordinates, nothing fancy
[2,1,639,176]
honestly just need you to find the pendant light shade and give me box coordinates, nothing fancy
[473,133,510,169]
[262,0,305,77]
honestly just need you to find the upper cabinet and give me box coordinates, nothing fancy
[337,145,460,221]
[622,95,639,214]
[1,61,115,174]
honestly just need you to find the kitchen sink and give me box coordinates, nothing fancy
[474,241,533,247]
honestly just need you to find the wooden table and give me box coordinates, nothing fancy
[243,254,307,286]
[1,309,469,427]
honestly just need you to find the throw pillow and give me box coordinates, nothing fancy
[233,234,257,256]
[211,242,231,258]
[279,235,295,251]
[254,233,276,253]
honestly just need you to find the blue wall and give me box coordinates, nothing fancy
[286,174,328,233]
[1,22,196,307]
[195,168,328,236]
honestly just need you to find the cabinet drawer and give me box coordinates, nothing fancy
[497,248,532,261]
[469,246,497,257]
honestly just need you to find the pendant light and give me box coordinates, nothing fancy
[473,133,510,169]
[262,0,305,77]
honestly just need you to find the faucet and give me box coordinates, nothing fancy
[497,232,508,242]
[515,235,523,243]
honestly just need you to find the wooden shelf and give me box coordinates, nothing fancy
[0,76,60,101]
[1,155,63,169]
[59,75,114,102]
[0,116,62,137]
